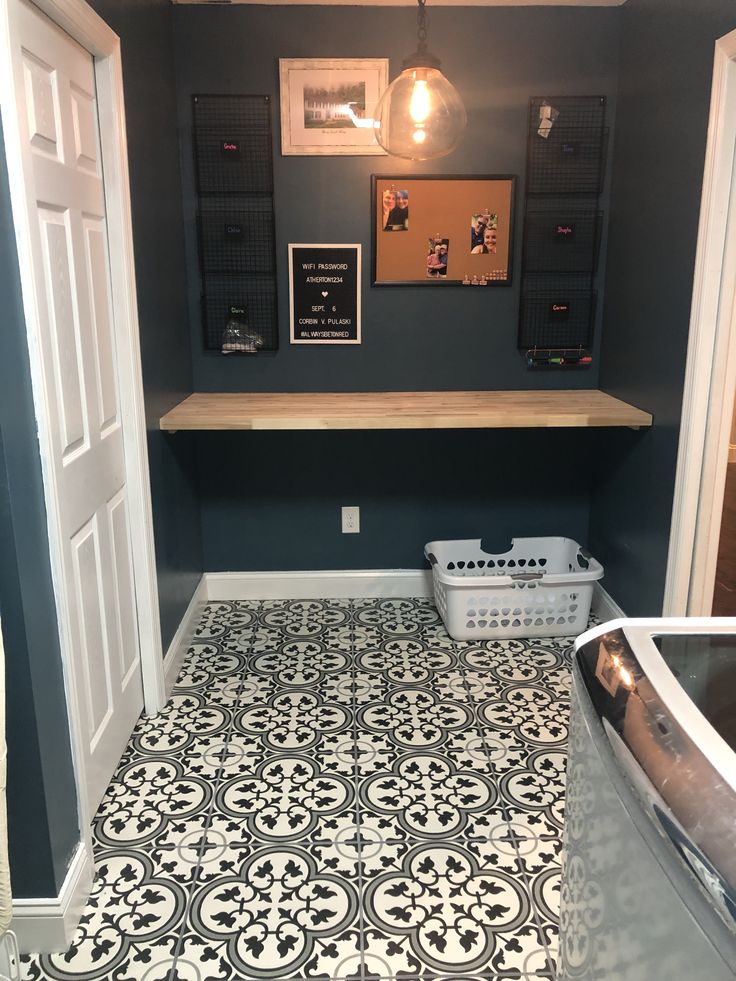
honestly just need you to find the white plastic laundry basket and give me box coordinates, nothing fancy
[425,536,603,641]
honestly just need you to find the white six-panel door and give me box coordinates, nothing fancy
[7,0,144,818]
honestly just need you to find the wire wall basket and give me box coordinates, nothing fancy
[193,95,278,354]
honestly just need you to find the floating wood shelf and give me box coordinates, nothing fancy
[159,390,652,432]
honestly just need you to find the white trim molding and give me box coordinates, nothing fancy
[0,0,164,835]
[90,12,165,716]
[204,569,434,601]
[163,576,208,697]
[11,841,93,954]
[202,571,622,621]
[2,0,165,715]
[664,28,736,616]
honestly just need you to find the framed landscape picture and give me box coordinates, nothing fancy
[279,58,388,156]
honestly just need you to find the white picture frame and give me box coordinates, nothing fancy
[279,58,388,156]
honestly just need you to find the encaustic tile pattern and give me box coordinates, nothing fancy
[22,598,577,981]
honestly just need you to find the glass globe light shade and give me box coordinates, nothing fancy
[374,63,466,160]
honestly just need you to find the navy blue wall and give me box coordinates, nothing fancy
[198,429,596,571]
[88,0,203,649]
[0,119,79,898]
[173,5,621,571]
[589,0,736,614]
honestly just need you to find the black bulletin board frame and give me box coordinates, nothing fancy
[371,174,517,289]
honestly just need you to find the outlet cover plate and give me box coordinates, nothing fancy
[341,506,360,533]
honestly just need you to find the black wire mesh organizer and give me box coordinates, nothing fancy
[198,201,276,276]
[192,95,278,353]
[202,277,278,354]
[518,276,596,350]
[193,95,274,197]
[527,97,607,196]
[519,96,607,366]
[523,209,602,274]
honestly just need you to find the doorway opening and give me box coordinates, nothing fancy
[664,27,736,617]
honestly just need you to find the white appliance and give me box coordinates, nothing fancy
[558,618,736,980]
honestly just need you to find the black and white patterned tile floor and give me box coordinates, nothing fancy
[22,598,579,981]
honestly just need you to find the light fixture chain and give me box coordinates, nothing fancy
[375,0,465,160]
[416,0,428,50]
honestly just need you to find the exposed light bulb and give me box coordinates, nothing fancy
[409,76,430,123]
[375,66,466,160]
[374,0,466,160]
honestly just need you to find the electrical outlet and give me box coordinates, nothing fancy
[341,506,360,534]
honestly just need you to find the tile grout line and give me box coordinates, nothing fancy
[349,598,370,981]
[167,599,267,981]
[84,602,258,981]
[452,632,559,978]
[353,607,553,981]
[465,643,566,979]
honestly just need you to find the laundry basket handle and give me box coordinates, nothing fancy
[427,552,438,566]
[577,546,592,570]
[510,572,544,582]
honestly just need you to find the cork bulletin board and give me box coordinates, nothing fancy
[372,175,516,286]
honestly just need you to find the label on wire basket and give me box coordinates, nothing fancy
[228,303,247,323]
[554,223,575,240]
[549,301,570,319]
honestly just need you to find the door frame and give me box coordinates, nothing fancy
[664,28,736,616]
[0,0,165,832]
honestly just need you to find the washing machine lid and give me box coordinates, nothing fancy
[575,618,736,931]
[652,633,736,753]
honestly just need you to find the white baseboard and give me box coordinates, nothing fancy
[163,574,208,697]
[203,572,624,625]
[592,581,626,622]
[11,840,93,954]
[0,930,19,980]
[204,569,434,601]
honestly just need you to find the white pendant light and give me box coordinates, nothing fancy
[374,0,466,161]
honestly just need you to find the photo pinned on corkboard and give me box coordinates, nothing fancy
[470,211,498,252]
[382,188,409,231]
[426,237,449,278]
[372,175,515,286]
[472,226,497,255]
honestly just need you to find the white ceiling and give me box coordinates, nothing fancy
[173,0,626,6]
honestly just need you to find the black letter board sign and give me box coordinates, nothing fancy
[289,244,361,345]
